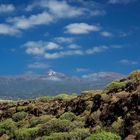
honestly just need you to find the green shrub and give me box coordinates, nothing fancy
[17,120,30,128]
[16,106,29,112]
[104,81,127,93]
[129,70,140,80]
[81,90,101,95]
[53,94,76,100]
[37,96,50,103]
[40,132,70,140]
[30,115,54,127]
[0,119,17,137]
[15,127,39,140]
[12,111,28,122]
[85,131,121,140]
[101,93,110,102]
[7,107,16,114]
[38,118,77,136]
[111,117,124,133]
[59,112,76,121]
[69,128,90,140]
[85,101,93,111]
[40,128,90,140]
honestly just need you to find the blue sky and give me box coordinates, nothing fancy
[0,0,139,76]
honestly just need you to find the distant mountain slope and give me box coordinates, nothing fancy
[0,70,123,99]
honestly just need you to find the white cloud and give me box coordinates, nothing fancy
[54,37,74,43]
[43,45,108,59]
[108,0,137,4]
[65,23,100,34]
[86,46,108,54]
[91,10,106,16]
[47,0,84,18]
[6,1,84,32]
[82,72,123,80]
[119,31,132,37]
[28,62,49,69]
[26,0,104,18]
[26,0,84,18]
[100,31,113,37]
[44,50,84,59]
[47,42,60,50]
[23,41,60,55]
[0,24,20,36]
[3,1,105,35]
[76,68,90,72]
[68,44,81,49]
[0,4,15,13]
[23,41,115,60]
[7,12,53,30]
[119,59,138,65]
[66,0,106,16]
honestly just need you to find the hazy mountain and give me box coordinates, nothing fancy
[0,70,124,99]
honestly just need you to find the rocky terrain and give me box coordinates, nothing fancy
[0,70,140,140]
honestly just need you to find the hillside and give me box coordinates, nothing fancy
[0,70,140,140]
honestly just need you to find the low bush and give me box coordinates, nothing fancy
[37,96,50,103]
[30,115,54,127]
[111,117,124,133]
[59,112,76,121]
[104,81,127,93]
[53,94,76,100]
[12,111,28,122]
[40,128,90,140]
[15,127,39,140]
[38,118,77,136]
[0,119,17,137]
[85,131,121,140]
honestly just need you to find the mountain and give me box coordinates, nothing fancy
[0,70,124,99]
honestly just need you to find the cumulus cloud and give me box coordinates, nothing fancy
[0,24,20,36]
[54,37,74,43]
[2,0,105,36]
[108,0,137,4]
[28,62,49,69]
[44,50,84,59]
[0,4,15,13]
[5,1,85,33]
[86,46,108,54]
[82,72,123,81]
[46,0,84,18]
[23,41,60,55]
[26,0,84,18]
[76,68,90,72]
[100,31,113,37]
[26,0,104,17]
[65,23,100,34]
[119,59,138,65]
[7,12,53,30]
[47,42,60,50]
[26,45,108,59]
[23,39,123,60]
[67,44,81,49]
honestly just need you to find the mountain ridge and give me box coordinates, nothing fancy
[0,70,124,99]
